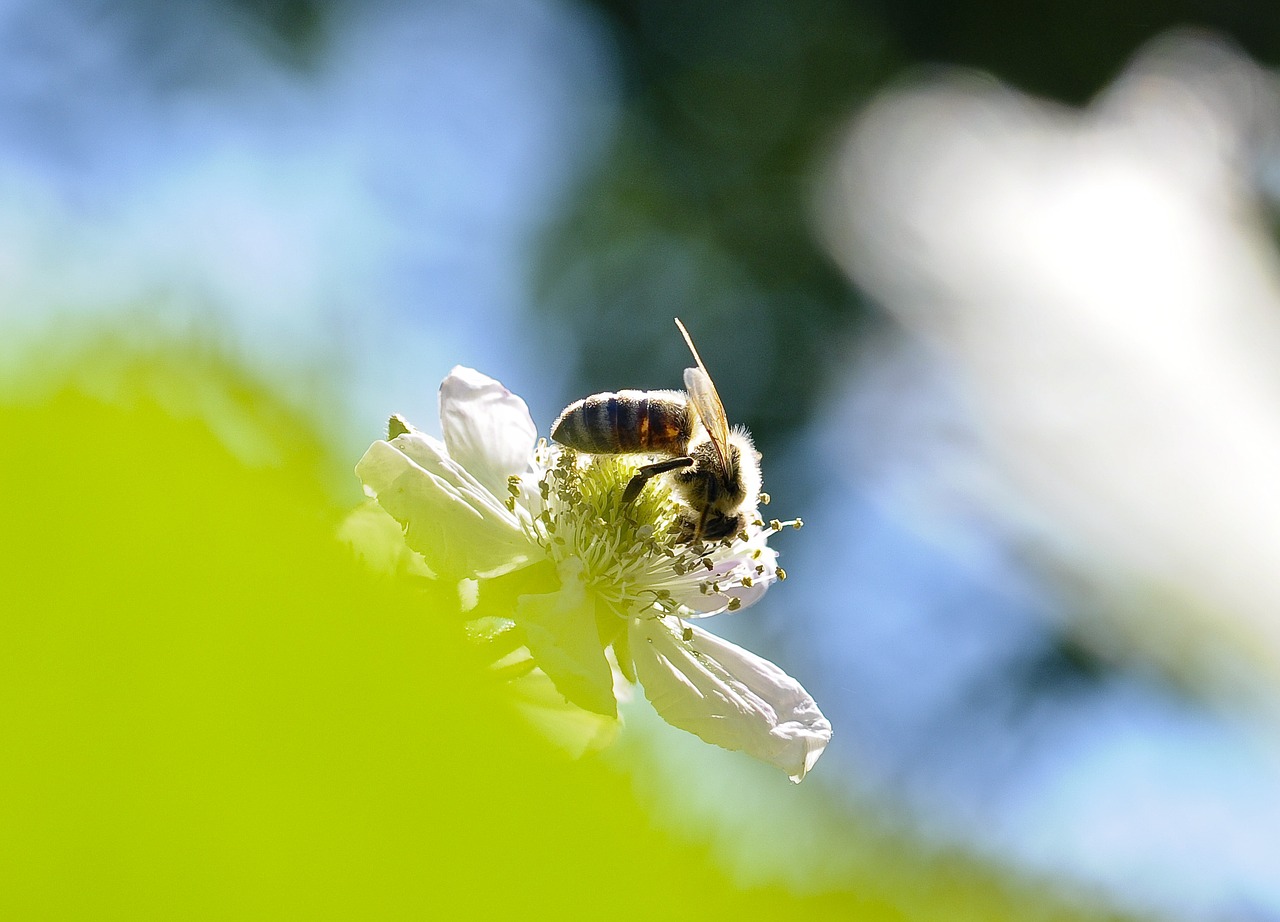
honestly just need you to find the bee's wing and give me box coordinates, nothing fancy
[676,318,731,472]
[683,366,730,461]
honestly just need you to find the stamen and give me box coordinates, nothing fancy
[527,446,797,621]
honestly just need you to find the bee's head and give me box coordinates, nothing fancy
[697,509,744,543]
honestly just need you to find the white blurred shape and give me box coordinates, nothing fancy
[821,31,1280,700]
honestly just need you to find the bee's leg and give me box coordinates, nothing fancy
[675,510,699,544]
[623,456,693,504]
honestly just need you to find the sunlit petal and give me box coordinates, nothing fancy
[509,666,621,758]
[631,616,831,782]
[439,366,538,499]
[674,539,780,617]
[356,439,533,579]
[516,559,618,718]
[337,499,437,578]
[386,429,515,521]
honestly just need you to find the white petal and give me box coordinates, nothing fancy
[439,367,538,499]
[387,430,514,521]
[631,617,831,782]
[673,537,780,617]
[337,499,437,578]
[516,559,618,718]
[508,667,620,757]
[355,439,534,579]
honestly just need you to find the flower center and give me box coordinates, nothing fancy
[531,449,729,620]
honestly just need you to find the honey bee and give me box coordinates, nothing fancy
[551,318,762,542]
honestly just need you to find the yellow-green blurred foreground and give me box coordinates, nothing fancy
[0,338,1128,920]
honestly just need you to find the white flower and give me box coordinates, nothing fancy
[355,366,831,782]
[818,34,1280,695]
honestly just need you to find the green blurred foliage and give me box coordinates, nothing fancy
[0,337,1129,920]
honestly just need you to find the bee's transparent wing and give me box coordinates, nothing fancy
[676,318,731,472]
[683,366,729,460]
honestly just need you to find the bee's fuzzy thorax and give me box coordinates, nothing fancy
[727,425,762,512]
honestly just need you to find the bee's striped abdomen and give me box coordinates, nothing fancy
[552,392,620,453]
[551,389,691,455]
